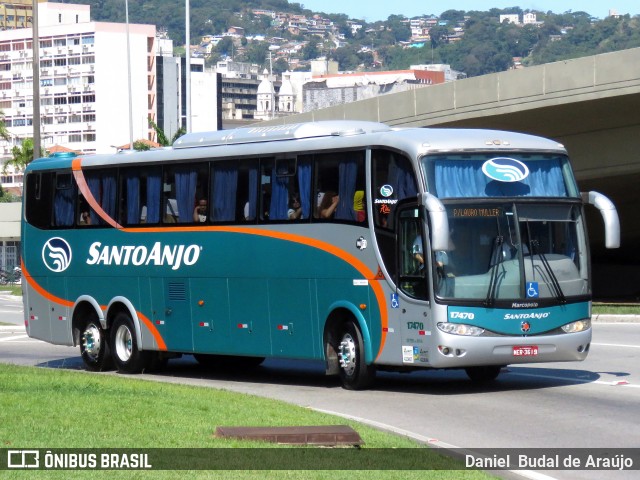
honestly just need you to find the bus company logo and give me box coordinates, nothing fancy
[379,184,394,197]
[42,237,72,272]
[521,321,531,333]
[482,158,530,183]
[86,242,201,270]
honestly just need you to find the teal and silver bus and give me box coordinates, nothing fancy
[21,121,620,389]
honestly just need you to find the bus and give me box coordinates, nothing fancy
[21,121,620,389]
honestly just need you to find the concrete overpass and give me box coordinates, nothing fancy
[260,47,640,299]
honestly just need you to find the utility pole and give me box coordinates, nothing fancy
[32,0,41,158]
[185,0,191,133]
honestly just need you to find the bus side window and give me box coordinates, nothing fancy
[371,150,418,229]
[255,156,311,223]
[84,169,116,226]
[314,151,365,222]
[161,164,207,224]
[53,172,76,227]
[210,159,258,223]
[259,159,273,221]
[25,172,55,229]
[119,167,162,225]
[397,207,429,300]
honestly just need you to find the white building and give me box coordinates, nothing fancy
[499,14,520,25]
[156,39,220,139]
[0,2,156,155]
[189,57,220,133]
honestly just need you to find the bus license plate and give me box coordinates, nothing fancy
[513,346,538,356]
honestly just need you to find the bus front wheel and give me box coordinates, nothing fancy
[110,313,150,374]
[80,314,113,372]
[337,320,376,390]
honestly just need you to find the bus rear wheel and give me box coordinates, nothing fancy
[465,365,502,383]
[337,320,376,390]
[80,314,113,372]
[110,313,151,374]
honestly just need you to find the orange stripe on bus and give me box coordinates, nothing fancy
[23,261,168,351]
[72,164,122,229]
[123,225,389,355]
[22,262,74,308]
[137,312,167,351]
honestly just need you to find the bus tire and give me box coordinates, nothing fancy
[110,313,150,374]
[465,365,502,383]
[337,320,376,390]
[79,313,113,372]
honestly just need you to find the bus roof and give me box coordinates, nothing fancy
[26,121,567,172]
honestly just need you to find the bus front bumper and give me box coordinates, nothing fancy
[427,329,592,368]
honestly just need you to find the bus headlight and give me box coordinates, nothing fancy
[437,322,485,336]
[561,319,591,333]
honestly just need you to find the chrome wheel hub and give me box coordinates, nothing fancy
[82,324,101,360]
[114,325,133,362]
[338,333,357,376]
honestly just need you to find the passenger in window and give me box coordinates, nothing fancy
[164,198,178,223]
[193,199,207,223]
[353,190,365,222]
[79,210,91,225]
[288,193,302,220]
[319,191,339,219]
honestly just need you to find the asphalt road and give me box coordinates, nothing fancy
[1,294,639,480]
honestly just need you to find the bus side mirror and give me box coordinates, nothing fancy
[419,193,450,251]
[581,191,620,249]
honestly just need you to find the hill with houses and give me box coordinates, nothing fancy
[58,1,640,76]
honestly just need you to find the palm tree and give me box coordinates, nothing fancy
[6,138,35,172]
[148,118,186,146]
[0,110,10,143]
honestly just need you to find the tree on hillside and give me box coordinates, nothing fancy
[273,57,289,75]
[302,36,321,60]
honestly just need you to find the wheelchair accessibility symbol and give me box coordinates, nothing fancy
[526,282,539,298]
[391,293,399,309]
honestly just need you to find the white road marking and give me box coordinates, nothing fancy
[0,334,28,342]
[592,342,640,349]
[313,407,559,480]
[509,371,640,388]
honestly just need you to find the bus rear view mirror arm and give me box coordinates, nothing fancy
[581,191,620,249]
[419,193,450,251]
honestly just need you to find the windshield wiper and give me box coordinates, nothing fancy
[484,235,505,307]
[530,240,566,304]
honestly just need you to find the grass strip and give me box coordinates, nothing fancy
[0,363,494,479]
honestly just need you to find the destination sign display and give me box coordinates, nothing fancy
[453,207,501,218]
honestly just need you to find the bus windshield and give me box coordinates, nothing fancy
[426,153,580,199]
[432,203,588,303]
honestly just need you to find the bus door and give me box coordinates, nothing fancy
[190,278,231,354]
[395,202,433,366]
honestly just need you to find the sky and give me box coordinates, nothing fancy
[297,1,639,22]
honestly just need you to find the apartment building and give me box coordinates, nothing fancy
[0,2,156,155]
